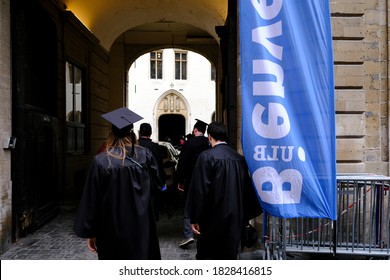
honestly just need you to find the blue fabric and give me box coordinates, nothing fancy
[239,0,336,219]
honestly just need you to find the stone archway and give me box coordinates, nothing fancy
[155,90,190,145]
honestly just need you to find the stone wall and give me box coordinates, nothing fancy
[0,0,12,254]
[332,0,389,175]
[61,11,110,203]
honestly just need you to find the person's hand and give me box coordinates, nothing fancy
[87,237,97,254]
[177,183,185,192]
[191,223,201,235]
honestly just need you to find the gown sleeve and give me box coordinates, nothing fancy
[176,141,192,185]
[73,156,102,238]
[145,148,164,192]
[152,143,166,184]
[184,152,212,224]
[243,165,263,221]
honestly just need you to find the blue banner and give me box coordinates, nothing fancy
[239,0,336,219]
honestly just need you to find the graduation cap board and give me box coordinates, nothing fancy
[194,118,208,133]
[101,107,143,138]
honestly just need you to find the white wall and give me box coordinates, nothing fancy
[127,49,216,141]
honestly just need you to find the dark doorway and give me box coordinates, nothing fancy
[158,114,185,148]
[11,0,59,239]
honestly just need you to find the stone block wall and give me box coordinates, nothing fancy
[332,0,389,175]
[0,0,12,254]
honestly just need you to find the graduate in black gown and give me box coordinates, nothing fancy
[74,107,163,260]
[138,122,166,221]
[176,119,210,248]
[138,122,166,184]
[185,122,262,260]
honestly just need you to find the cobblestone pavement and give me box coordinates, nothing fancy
[1,205,381,261]
[0,205,198,260]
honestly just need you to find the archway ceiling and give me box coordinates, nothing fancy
[62,0,228,51]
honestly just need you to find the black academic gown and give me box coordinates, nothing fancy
[185,143,262,260]
[138,138,166,183]
[138,137,166,221]
[74,145,163,260]
[176,135,210,196]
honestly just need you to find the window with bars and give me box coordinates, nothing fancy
[150,50,163,79]
[175,51,187,80]
[65,61,85,154]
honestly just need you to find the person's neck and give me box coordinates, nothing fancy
[210,139,226,147]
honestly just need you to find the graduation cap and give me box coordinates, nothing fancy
[194,118,208,133]
[101,107,143,138]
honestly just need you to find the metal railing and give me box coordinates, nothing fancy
[261,174,390,259]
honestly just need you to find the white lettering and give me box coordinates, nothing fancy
[253,60,284,97]
[251,0,283,20]
[248,0,305,207]
[253,145,295,162]
[253,167,302,204]
[280,146,294,162]
[267,145,279,161]
[252,22,283,60]
[252,103,290,139]
[253,145,267,161]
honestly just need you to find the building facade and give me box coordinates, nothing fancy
[128,49,216,146]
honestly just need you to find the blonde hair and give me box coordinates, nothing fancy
[105,128,137,163]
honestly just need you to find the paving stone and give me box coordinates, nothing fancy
[0,206,197,260]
